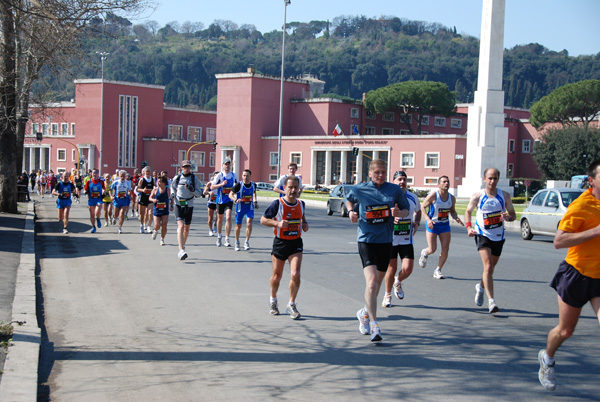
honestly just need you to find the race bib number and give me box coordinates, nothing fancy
[241,195,253,204]
[117,191,126,199]
[437,208,450,222]
[157,202,167,210]
[210,194,217,202]
[61,191,70,199]
[283,219,301,237]
[178,199,188,206]
[223,187,232,195]
[144,188,152,194]
[483,211,502,229]
[365,205,390,224]
[394,219,412,236]
[91,191,100,198]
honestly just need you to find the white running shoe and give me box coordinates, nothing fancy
[208,229,214,237]
[178,249,188,261]
[538,349,556,391]
[433,268,444,279]
[224,237,231,247]
[381,293,392,308]
[146,226,153,234]
[160,238,165,246]
[270,301,280,315]
[393,279,404,300]
[216,236,222,247]
[140,225,144,233]
[111,218,116,225]
[152,229,158,240]
[488,298,499,314]
[287,303,301,320]
[370,321,382,342]
[234,240,240,251]
[418,248,428,268]
[62,228,68,234]
[356,308,370,335]
[118,227,122,234]
[244,240,250,250]
[475,283,484,306]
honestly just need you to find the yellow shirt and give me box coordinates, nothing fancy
[559,188,600,278]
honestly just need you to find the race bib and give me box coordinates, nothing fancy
[144,188,152,194]
[91,191,100,198]
[394,219,412,236]
[483,211,502,229]
[365,205,390,224]
[117,191,126,199]
[61,191,69,199]
[223,187,232,195]
[241,195,253,204]
[283,219,301,237]
[437,208,450,222]
[157,202,167,210]
[210,194,217,202]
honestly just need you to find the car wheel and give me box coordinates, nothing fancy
[521,219,533,240]
[341,203,349,217]
[326,202,333,216]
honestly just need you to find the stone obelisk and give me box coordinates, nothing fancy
[458,0,510,197]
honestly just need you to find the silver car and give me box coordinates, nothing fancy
[520,188,583,240]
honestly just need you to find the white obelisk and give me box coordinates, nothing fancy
[458,0,511,197]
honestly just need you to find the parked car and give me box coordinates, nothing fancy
[303,185,330,194]
[255,182,274,191]
[520,188,584,240]
[327,184,354,217]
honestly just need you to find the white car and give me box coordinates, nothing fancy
[255,182,274,191]
[520,188,583,240]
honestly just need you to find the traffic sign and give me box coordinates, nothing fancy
[525,179,531,187]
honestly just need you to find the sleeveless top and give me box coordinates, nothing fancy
[475,189,506,241]
[427,190,453,224]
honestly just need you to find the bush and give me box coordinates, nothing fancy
[511,197,529,204]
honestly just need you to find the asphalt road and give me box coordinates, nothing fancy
[34,195,599,401]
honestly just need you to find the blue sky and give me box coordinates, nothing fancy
[133,0,600,57]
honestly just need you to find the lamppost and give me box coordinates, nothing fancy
[96,51,109,174]
[276,0,291,179]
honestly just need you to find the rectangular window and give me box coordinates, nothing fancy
[118,95,138,168]
[178,150,186,166]
[350,124,359,135]
[197,173,205,182]
[290,152,302,166]
[507,163,514,178]
[206,128,216,142]
[434,117,446,127]
[168,125,183,141]
[61,123,69,136]
[522,140,531,153]
[42,123,49,136]
[400,129,410,135]
[71,123,75,136]
[365,126,376,135]
[51,123,58,136]
[421,115,430,125]
[270,152,279,166]
[382,112,394,122]
[400,114,412,124]
[57,149,66,161]
[350,108,359,118]
[72,149,76,161]
[450,118,462,128]
[188,126,202,142]
[425,152,440,168]
[209,152,215,167]
[425,177,439,185]
[366,110,376,120]
[382,128,394,135]
[190,151,204,171]
[406,176,414,185]
[32,123,40,136]
[269,174,278,182]
[509,139,515,153]
[401,152,415,168]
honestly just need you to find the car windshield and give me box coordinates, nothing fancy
[560,191,582,208]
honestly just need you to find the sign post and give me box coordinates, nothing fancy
[524,179,531,207]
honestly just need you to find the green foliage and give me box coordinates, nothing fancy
[533,126,600,179]
[529,80,600,128]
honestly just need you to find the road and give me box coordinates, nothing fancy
[35,195,599,401]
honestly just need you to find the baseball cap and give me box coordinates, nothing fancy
[181,160,191,167]
[223,157,231,164]
[393,170,408,179]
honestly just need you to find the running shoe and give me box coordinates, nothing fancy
[381,293,392,308]
[270,301,280,315]
[178,249,188,261]
[111,218,116,225]
[244,240,250,250]
[356,308,370,335]
[91,227,97,234]
[224,237,231,247]
[287,303,301,320]
[393,279,404,300]
[146,226,152,234]
[125,214,129,220]
[140,225,144,233]
[76,198,80,204]
[370,321,382,342]
[134,211,138,217]
[475,283,484,306]
[538,349,556,391]
[152,229,158,240]
[234,240,240,251]
[62,228,68,234]
[418,248,428,268]
[208,229,214,237]
[96,218,101,227]
[433,268,444,279]
[118,227,122,234]
[160,238,165,246]
[488,299,499,314]
[216,236,222,247]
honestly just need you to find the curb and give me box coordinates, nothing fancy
[0,202,41,402]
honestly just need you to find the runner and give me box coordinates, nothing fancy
[538,160,600,391]
[131,168,140,218]
[136,166,155,234]
[382,171,421,307]
[72,169,83,203]
[211,158,238,247]
[260,176,308,320]
[101,173,113,227]
[149,175,174,246]
[273,162,303,197]
[203,171,219,236]
[232,169,258,251]
[110,170,132,234]
[84,169,105,233]
[346,159,409,342]
[419,175,464,279]
[465,168,516,314]
[52,171,75,234]
[39,170,48,198]
[171,160,204,260]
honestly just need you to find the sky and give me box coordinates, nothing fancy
[131,0,600,57]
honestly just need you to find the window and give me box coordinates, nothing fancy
[178,150,186,165]
[400,129,410,135]
[421,115,430,125]
[421,131,429,135]
[425,177,439,185]
[522,140,531,153]
[531,191,547,206]
[366,110,376,120]
[32,123,40,136]
[507,163,514,178]
[269,174,278,182]
[350,124,360,135]
[57,149,66,161]
[382,128,394,135]
[197,173,205,182]
[434,117,446,127]
[545,191,559,207]
[71,123,75,136]
[400,114,412,124]
[190,151,205,170]
[168,125,183,141]
[51,123,58,136]
[61,123,69,136]
[401,152,415,168]
[350,108,359,118]
[509,139,515,153]
[118,95,138,168]
[209,152,215,167]
[382,112,394,122]
[290,152,302,166]
[188,126,202,141]
[450,118,462,128]
[425,152,440,168]
[365,126,376,135]
[42,123,49,136]
[270,152,279,166]
[206,128,216,142]
[72,149,77,161]
[406,177,414,185]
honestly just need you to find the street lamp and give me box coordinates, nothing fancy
[276,0,291,179]
[96,51,109,174]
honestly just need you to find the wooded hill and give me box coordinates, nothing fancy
[47,14,600,111]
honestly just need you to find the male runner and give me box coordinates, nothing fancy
[346,159,409,342]
[84,169,105,233]
[273,162,303,197]
[203,172,219,236]
[211,158,238,247]
[261,176,308,320]
[465,168,516,314]
[110,170,132,234]
[52,171,75,233]
[419,175,464,279]
[232,169,258,251]
[538,160,600,391]
[382,171,421,307]
[171,160,204,260]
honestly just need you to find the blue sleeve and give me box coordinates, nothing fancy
[397,188,409,210]
[346,188,357,204]
[263,199,280,219]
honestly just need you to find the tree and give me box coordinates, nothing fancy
[529,79,600,129]
[533,126,600,179]
[364,81,456,134]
